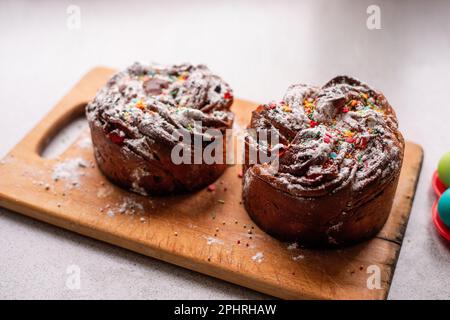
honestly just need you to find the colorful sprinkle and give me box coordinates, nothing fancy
[343,130,354,138]
[224,91,232,100]
[135,100,146,110]
[355,137,368,149]
[108,132,124,145]
[345,137,355,143]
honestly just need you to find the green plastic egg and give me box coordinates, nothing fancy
[438,151,450,187]
[438,189,450,227]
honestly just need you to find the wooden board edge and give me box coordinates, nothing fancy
[380,142,424,299]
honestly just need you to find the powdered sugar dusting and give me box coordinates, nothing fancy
[97,186,114,198]
[77,136,92,149]
[101,196,147,220]
[287,242,298,250]
[52,157,88,187]
[0,154,15,165]
[251,252,264,263]
[117,197,144,214]
[204,236,223,245]
[293,254,304,261]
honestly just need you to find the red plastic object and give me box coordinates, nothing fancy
[432,170,447,197]
[432,199,450,242]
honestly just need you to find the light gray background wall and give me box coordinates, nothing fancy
[0,0,449,299]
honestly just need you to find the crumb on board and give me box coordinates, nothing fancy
[252,252,264,263]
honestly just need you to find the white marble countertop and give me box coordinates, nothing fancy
[1,0,449,299]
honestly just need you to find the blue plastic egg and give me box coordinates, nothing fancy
[438,189,450,227]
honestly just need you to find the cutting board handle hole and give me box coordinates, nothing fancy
[39,103,88,159]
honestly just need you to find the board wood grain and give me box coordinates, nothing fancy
[0,67,423,299]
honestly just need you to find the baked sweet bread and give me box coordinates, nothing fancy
[243,76,404,247]
[86,63,234,195]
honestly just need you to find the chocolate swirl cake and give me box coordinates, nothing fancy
[86,63,234,195]
[243,76,404,247]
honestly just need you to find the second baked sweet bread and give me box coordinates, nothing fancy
[243,76,404,247]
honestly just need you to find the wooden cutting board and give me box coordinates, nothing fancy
[0,67,423,300]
